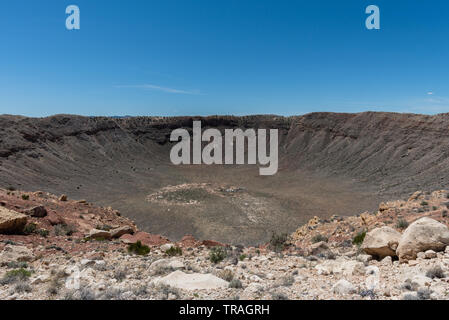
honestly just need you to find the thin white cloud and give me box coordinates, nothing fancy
[115,84,201,95]
[427,91,434,95]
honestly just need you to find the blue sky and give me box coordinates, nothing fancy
[0,0,448,117]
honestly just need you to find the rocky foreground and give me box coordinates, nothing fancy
[1,188,449,300]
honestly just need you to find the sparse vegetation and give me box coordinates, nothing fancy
[229,279,243,289]
[37,228,50,237]
[6,261,28,269]
[352,230,366,246]
[218,269,234,282]
[269,232,289,252]
[311,234,328,243]
[14,281,32,293]
[165,246,183,256]
[54,223,76,236]
[21,194,29,200]
[209,246,227,263]
[421,201,428,206]
[239,254,247,261]
[281,275,295,287]
[396,218,409,230]
[23,222,37,235]
[127,241,150,255]
[0,268,32,285]
[426,265,446,279]
[432,206,438,211]
[113,269,127,282]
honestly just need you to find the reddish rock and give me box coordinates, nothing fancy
[119,231,170,246]
[179,234,200,247]
[201,240,226,248]
[45,211,66,226]
[23,205,47,218]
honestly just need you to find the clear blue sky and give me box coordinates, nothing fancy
[1,0,448,117]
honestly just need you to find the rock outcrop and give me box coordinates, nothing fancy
[0,207,27,234]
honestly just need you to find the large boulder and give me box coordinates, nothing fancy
[361,226,401,259]
[154,270,228,290]
[109,226,134,238]
[0,207,27,234]
[23,205,47,218]
[87,229,111,240]
[397,217,449,262]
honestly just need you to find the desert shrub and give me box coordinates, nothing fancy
[54,224,76,236]
[229,279,243,289]
[281,275,295,287]
[6,186,15,191]
[165,246,182,256]
[23,223,37,235]
[21,194,29,200]
[352,230,366,246]
[6,261,28,269]
[443,210,448,217]
[0,268,31,285]
[209,246,227,263]
[421,201,429,206]
[158,284,180,300]
[218,269,234,282]
[80,287,96,300]
[14,281,31,293]
[127,241,150,255]
[269,232,289,252]
[239,254,247,261]
[38,229,50,237]
[311,234,328,243]
[417,287,431,300]
[396,218,409,230]
[426,265,446,279]
[113,269,127,282]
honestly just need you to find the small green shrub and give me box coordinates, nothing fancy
[209,246,227,263]
[6,186,15,191]
[421,201,429,206]
[396,219,409,230]
[311,234,328,243]
[239,254,247,261]
[269,232,289,252]
[352,230,366,246]
[38,229,50,237]
[0,268,31,285]
[127,241,150,255]
[165,246,183,256]
[21,194,29,200]
[432,206,438,211]
[23,223,37,235]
